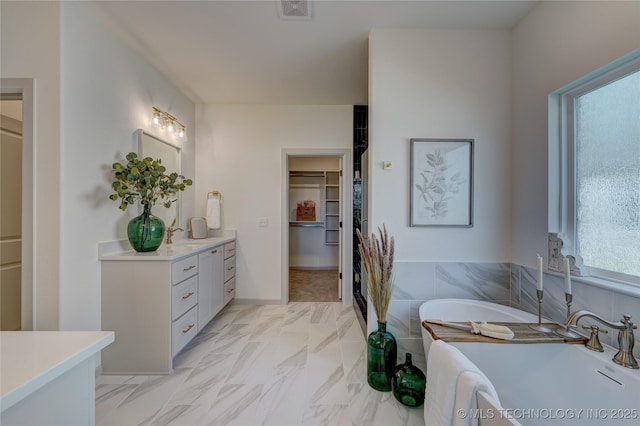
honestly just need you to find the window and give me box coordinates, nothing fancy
[549,50,639,285]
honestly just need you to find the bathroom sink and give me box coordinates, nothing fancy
[164,241,206,252]
[176,244,201,251]
[171,240,205,246]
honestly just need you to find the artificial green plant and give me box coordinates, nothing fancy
[109,152,192,211]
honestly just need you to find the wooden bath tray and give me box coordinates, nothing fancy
[422,321,588,344]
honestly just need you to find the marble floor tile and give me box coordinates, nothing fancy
[97,302,425,426]
[254,366,307,426]
[301,404,349,426]
[271,330,309,369]
[226,341,277,384]
[205,383,264,426]
[337,312,365,342]
[98,368,191,426]
[95,383,138,421]
[340,340,366,385]
[149,404,209,426]
[168,352,236,406]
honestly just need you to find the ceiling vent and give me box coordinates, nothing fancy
[277,0,312,20]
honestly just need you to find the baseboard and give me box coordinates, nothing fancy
[232,298,283,305]
[289,266,339,271]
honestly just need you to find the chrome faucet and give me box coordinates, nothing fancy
[566,311,638,369]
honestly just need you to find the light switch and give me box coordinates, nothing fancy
[383,161,393,170]
[258,217,268,227]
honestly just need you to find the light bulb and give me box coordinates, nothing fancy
[152,110,161,126]
[178,126,185,138]
[167,120,174,132]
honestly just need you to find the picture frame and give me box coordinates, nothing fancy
[189,217,209,239]
[410,138,473,227]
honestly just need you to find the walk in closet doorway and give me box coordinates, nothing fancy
[281,149,352,305]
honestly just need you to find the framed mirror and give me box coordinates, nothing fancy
[136,129,182,227]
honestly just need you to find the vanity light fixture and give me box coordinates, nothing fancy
[151,106,186,140]
[152,108,162,126]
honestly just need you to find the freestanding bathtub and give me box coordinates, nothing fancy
[419,299,640,425]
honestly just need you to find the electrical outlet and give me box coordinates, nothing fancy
[258,217,268,227]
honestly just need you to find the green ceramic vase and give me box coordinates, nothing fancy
[367,321,397,391]
[127,205,165,252]
[391,352,426,407]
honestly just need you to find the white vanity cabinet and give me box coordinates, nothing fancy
[197,246,223,330]
[100,236,235,375]
[223,241,236,305]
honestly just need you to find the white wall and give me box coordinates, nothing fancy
[58,2,196,330]
[1,1,62,330]
[368,29,512,262]
[195,105,352,301]
[510,1,640,268]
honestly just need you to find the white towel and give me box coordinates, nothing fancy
[206,198,221,229]
[454,371,501,426]
[424,340,500,426]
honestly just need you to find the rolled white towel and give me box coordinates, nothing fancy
[206,198,221,229]
[478,322,514,340]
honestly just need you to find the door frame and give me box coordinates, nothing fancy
[1,78,35,330]
[281,148,353,305]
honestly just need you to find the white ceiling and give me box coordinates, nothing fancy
[91,0,538,105]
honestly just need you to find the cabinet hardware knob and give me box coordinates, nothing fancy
[183,265,196,271]
[227,266,235,270]
[228,248,235,252]
[227,288,234,293]
[181,291,195,300]
[182,324,195,334]
[212,249,217,254]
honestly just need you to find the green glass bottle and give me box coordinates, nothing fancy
[391,352,426,408]
[127,205,165,252]
[367,321,397,391]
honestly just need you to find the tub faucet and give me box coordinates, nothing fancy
[566,311,638,369]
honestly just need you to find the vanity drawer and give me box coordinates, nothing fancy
[224,256,236,282]
[172,306,197,356]
[172,255,198,285]
[224,242,236,259]
[171,275,198,320]
[224,277,235,305]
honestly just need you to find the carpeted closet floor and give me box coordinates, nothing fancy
[289,268,341,302]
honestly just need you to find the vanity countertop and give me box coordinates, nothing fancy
[0,331,114,412]
[99,234,236,261]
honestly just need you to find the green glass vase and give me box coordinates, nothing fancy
[127,205,165,252]
[367,321,397,392]
[391,352,426,408]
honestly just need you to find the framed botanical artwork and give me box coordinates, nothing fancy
[410,138,473,227]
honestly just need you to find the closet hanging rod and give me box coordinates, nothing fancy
[289,171,325,177]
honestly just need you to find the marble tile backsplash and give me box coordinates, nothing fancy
[374,261,640,366]
[383,261,511,367]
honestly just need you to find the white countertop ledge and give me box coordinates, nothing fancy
[98,230,236,261]
[0,331,114,412]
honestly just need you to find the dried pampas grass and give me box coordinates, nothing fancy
[357,224,394,323]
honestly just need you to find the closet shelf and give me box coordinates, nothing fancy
[289,221,325,228]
